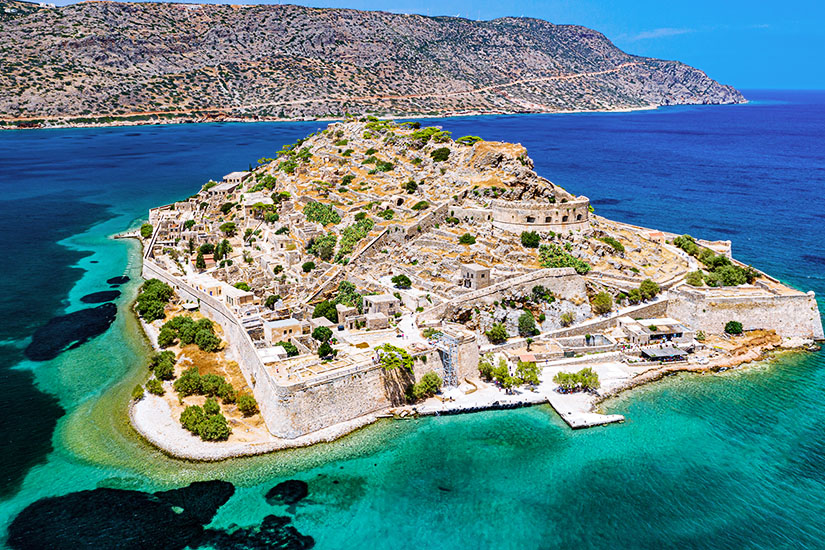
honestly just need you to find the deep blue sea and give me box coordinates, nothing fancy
[0,90,824,549]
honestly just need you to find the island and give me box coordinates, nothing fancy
[128,119,823,459]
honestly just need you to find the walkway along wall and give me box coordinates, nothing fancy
[143,260,447,438]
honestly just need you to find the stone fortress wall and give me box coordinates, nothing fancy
[667,285,825,340]
[143,259,451,439]
[490,196,591,234]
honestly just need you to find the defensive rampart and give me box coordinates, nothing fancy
[667,285,824,340]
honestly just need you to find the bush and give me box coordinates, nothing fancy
[685,270,704,286]
[144,378,163,396]
[303,200,341,225]
[313,300,338,323]
[218,382,236,404]
[140,223,153,238]
[392,274,412,289]
[518,311,538,337]
[180,405,206,433]
[312,326,333,342]
[725,320,743,335]
[376,343,413,372]
[302,261,315,273]
[411,200,429,211]
[538,244,590,274]
[458,233,476,245]
[405,180,418,193]
[154,359,175,381]
[592,292,613,315]
[198,414,231,441]
[157,326,177,348]
[200,374,224,397]
[132,384,144,401]
[237,394,259,416]
[203,397,220,416]
[521,231,540,248]
[486,323,508,344]
[407,372,443,402]
[478,357,495,380]
[430,147,450,162]
[173,367,202,397]
[599,236,625,253]
[265,295,281,309]
[378,209,394,220]
[275,341,299,357]
[639,279,661,300]
[560,312,574,327]
[135,278,174,322]
[318,341,335,358]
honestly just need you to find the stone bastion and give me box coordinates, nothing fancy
[490,197,591,234]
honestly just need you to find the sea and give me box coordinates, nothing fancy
[0,90,823,549]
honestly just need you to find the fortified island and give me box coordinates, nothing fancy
[129,119,823,459]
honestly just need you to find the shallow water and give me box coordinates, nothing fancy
[0,90,823,549]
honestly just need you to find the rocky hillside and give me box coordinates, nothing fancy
[0,0,745,124]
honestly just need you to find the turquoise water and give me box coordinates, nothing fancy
[0,91,823,548]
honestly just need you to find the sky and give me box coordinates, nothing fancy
[53,0,825,89]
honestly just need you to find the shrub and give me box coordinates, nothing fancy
[200,374,224,397]
[407,372,443,401]
[392,274,412,289]
[486,323,508,344]
[685,270,704,286]
[198,413,231,441]
[599,236,625,253]
[302,261,315,273]
[173,367,202,397]
[157,326,177,348]
[430,147,450,162]
[219,222,237,236]
[518,311,538,337]
[592,292,613,315]
[132,384,144,401]
[275,341,299,357]
[725,320,743,335]
[538,244,590,274]
[303,201,341,225]
[560,312,574,327]
[376,344,413,372]
[238,394,259,416]
[140,223,153,238]
[312,326,333,342]
[234,282,251,291]
[203,397,220,416]
[458,233,476,245]
[639,279,661,300]
[318,341,335,358]
[456,135,482,146]
[135,279,173,322]
[218,382,236,404]
[378,209,394,220]
[405,180,418,193]
[313,300,338,323]
[265,295,281,309]
[180,405,206,433]
[521,231,540,248]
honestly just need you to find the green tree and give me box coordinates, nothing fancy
[131,384,144,401]
[173,367,202,397]
[265,295,281,309]
[486,323,508,344]
[407,371,443,401]
[157,326,177,348]
[405,180,418,193]
[685,270,704,286]
[195,251,206,270]
[219,222,237,236]
[516,360,541,386]
[140,223,154,238]
[313,300,338,323]
[591,292,613,315]
[392,274,412,289]
[237,394,259,416]
[180,405,206,433]
[725,320,743,335]
[302,261,315,273]
[198,414,231,441]
[312,326,333,342]
[200,374,224,397]
[183,219,196,230]
[518,311,538,337]
[318,341,335,358]
[218,382,236,404]
[639,279,661,300]
[520,231,540,248]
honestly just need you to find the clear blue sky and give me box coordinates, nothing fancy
[56,0,825,89]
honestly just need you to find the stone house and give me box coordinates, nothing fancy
[460,263,491,290]
[364,294,401,317]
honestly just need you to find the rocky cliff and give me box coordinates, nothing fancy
[0,0,745,124]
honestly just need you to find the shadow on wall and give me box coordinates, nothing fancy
[381,367,414,407]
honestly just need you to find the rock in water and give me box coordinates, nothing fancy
[6,481,235,550]
[80,290,121,303]
[202,515,315,550]
[24,302,117,361]
[106,275,130,286]
[265,480,309,505]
